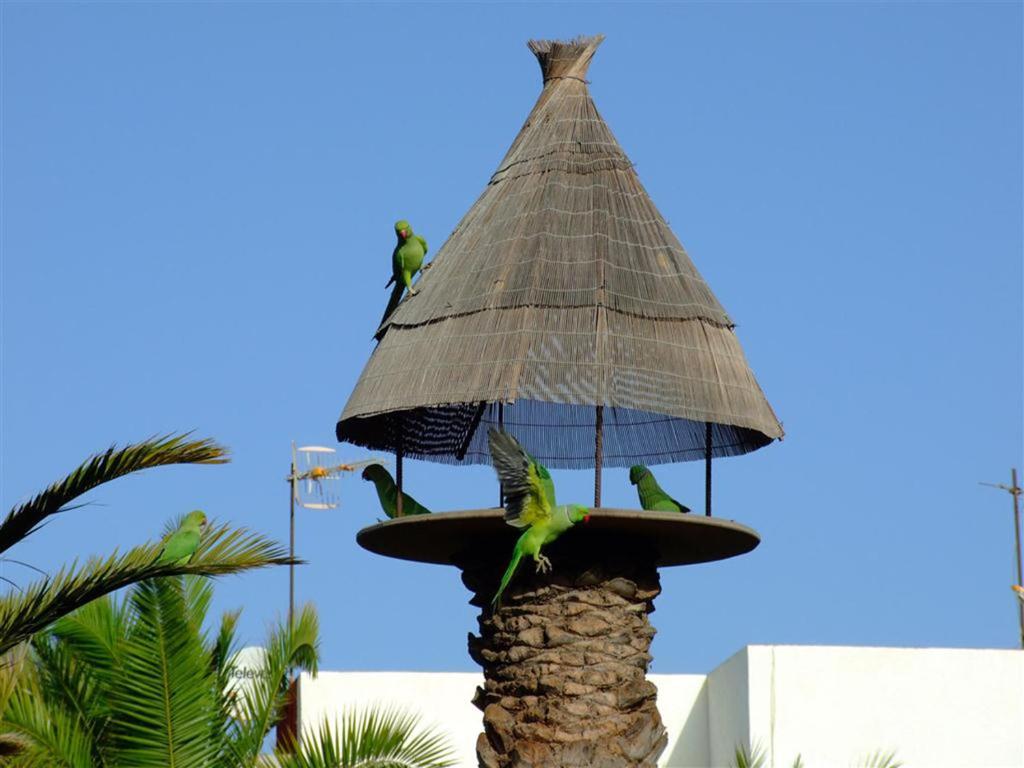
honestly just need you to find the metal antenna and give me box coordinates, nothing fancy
[286,443,384,627]
[980,468,1023,649]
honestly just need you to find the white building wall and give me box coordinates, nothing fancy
[744,645,1024,768]
[651,674,709,767]
[705,648,751,767]
[295,646,1024,768]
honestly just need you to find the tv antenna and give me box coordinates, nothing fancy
[980,467,1022,649]
[287,443,382,625]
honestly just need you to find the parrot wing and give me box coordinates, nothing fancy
[414,234,428,255]
[157,528,201,565]
[533,459,557,508]
[669,496,691,513]
[488,429,551,529]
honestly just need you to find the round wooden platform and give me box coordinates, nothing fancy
[356,508,759,568]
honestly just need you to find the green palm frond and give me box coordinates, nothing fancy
[211,608,241,682]
[860,750,902,768]
[107,577,221,768]
[183,575,216,637]
[1,672,97,768]
[229,603,320,765]
[29,634,105,750]
[0,645,31,758]
[49,595,127,677]
[270,708,455,768]
[0,523,291,654]
[733,742,767,768]
[0,433,228,555]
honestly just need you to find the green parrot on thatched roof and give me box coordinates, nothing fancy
[375,219,428,341]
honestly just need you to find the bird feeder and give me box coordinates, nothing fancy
[337,36,782,767]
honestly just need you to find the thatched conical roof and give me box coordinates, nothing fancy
[337,36,782,468]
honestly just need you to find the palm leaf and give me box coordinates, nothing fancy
[0,433,228,555]
[28,634,106,753]
[228,603,320,765]
[107,577,220,768]
[270,707,455,768]
[210,608,241,682]
[0,523,292,654]
[733,742,767,768]
[860,750,902,768]
[49,594,127,678]
[1,667,97,768]
[0,645,31,759]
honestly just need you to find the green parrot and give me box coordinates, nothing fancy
[375,219,428,341]
[361,464,431,518]
[629,466,691,513]
[488,429,589,606]
[156,509,208,565]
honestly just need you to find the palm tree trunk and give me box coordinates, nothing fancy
[465,545,667,768]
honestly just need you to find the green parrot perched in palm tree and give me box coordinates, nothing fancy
[361,464,431,518]
[375,219,428,341]
[488,429,589,607]
[156,509,208,565]
[629,466,690,513]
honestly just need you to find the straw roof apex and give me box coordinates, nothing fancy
[528,35,604,82]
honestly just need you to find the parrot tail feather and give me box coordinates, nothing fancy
[492,543,524,608]
[374,283,406,341]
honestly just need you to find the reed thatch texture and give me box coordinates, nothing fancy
[337,35,783,468]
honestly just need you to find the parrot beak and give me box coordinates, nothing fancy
[400,229,408,238]
[583,515,591,524]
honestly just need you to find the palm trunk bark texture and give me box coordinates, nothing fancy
[464,544,667,768]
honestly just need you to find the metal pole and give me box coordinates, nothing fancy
[705,422,713,517]
[498,403,505,507]
[395,420,404,518]
[1012,468,1023,649]
[594,405,604,508]
[288,454,296,629]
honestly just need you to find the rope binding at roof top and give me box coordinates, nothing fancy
[337,35,783,469]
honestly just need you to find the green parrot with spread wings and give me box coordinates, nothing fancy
[375,219,428,341]
[156,509,208,565]
[629,465,690,513]
[488,429,589,606]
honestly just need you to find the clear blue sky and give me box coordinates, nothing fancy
[2,2,1021,674]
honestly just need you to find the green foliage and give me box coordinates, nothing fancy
[0,434,290,654]
[268,709,455,768]
[733,743,901,768]
[0,434,227,554]
[860,750,903,768]
[0,571,453,768]
[733,742,767,768]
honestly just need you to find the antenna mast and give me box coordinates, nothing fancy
[980,467,1023,649]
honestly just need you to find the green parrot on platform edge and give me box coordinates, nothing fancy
[361,464,431,518]
[629,465,690,513]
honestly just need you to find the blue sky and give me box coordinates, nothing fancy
[2,2,1021,674]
